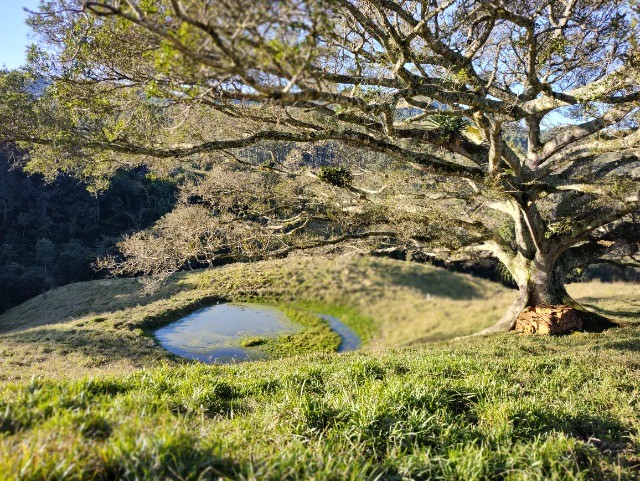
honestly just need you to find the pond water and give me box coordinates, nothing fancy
[154,303,362,364]
[154,303,301,363]
[316,314,361,352]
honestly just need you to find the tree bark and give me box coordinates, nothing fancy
[521,253,568,306]
[477,251,617,336]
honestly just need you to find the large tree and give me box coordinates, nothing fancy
[1,0,639,330]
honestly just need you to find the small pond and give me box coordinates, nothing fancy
[154,303,300,363]
[154,303,360,364]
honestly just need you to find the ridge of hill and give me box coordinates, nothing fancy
[0,255,519,381]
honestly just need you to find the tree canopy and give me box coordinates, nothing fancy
[1,0,639,329]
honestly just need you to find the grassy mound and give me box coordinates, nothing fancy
[0,255,518,381]
[0,255,638,479]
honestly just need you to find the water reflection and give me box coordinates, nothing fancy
[154,303,301,363]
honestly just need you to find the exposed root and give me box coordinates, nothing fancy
[458,293,618,340]
[515,305,582,334]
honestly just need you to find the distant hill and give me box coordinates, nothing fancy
[0,146,176,312]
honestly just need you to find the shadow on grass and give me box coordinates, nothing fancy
[602,339,640,352]
[581,303,640,321]
[578,309,619,333]
[0,276,192,334]
[3,325,170,367]
[600,327,640,352]
[0,281,224,340]
[373,260,483,299]
[509,407,629,449]
[90,436,242,481]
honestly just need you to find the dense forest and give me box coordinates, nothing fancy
[0,146,175,312]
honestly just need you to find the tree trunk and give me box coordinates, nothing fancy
[521,252,569,306]
[477,252,616,335]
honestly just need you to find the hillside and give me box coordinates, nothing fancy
[0,255,517,381]
[0,255,637,383]
[0,255,638,479]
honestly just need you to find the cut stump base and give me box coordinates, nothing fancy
[515,305,583,335]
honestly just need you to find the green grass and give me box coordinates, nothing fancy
[264,305,341,356]
[0,255,638,479]
[289,301,377,344]
[1,327,639,480]
[239,337,268,347]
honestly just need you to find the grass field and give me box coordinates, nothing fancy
[0,255,638,480]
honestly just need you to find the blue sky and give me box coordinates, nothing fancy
[0,1,42,69]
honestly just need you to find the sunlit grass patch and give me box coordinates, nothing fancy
[1,326,639,479]
[0,255,638,478]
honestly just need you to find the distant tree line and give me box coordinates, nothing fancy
[0,146,175,312]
